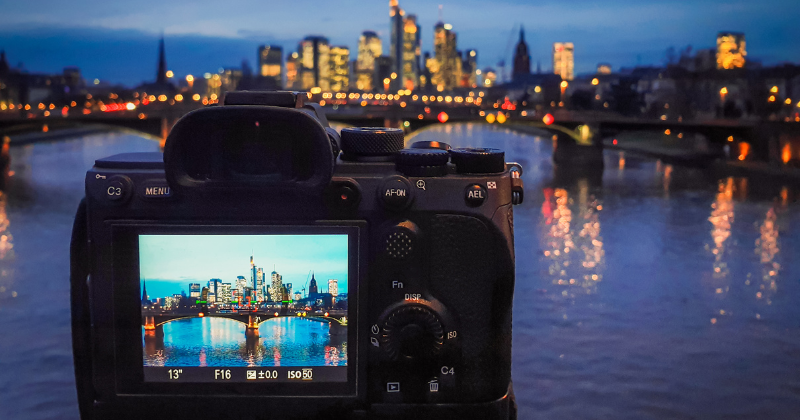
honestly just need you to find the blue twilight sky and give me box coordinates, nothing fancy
[0,0,798,87]
[139,234,349,300]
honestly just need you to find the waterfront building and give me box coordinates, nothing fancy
[717,32,746,69]
[300,36,331,91]
[294,292,302,301]
[189,283,201,298]
[220,283,232,304]
[219,68,242,94]
[328,279,338,296]
[482,67,497,87]
[256,268,264,302]
[250,253,258,301]
[329,46,350,92]
[236,275,247,299]
[553,42,574,81]
[356,31,382,91]
[390,0,404,89]
[512,27,531,80]
[430,21,461,91]
[258,45,282,87]
[285,283,293,301]
[402,14,421,90]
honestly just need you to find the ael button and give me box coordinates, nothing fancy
[379,176,413,211]
[465,184,487,206]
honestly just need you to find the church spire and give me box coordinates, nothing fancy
[141,279,148,302]
[519,25,525,42]
[156,35,167,84]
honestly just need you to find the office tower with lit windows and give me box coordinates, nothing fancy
[553,42,574,81]
[390,0,404,87]
[716,32,746,69]
[329,45,350,92]
[356,31,382,91]
[513,27,531,79]
[285,52,300,89]
[285,283,292,300]
[270,270,283,303]
[258,45,282,86]
[430,21,461,91]
[256,268,264,301]
[219,68,242,93]
[402,14,421,90]
[220,283,232,304]
[300,36,331,90]
[189,283,201,298]
[328,279,338,297]
[482,67,497,87]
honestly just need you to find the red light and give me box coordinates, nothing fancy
[613,139,618,145]
[542,113,554,125]
[437,112,449,123]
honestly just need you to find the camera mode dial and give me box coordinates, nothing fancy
[380,305,444,361]
[340,127,404,160]
[396,148,450,177]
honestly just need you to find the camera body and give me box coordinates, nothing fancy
[71,91,523,419]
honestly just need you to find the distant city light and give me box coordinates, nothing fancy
[93,79,100,85]
[534,86,541,93]
[192,94,201,101]
[125,102,135,110]
[771,86,779,93]
[591,78,599,85]
[186,75,194,82]
[560,81,568,88]
[542,113,554,125]
[437,111,449,123]
[166,70,174,78]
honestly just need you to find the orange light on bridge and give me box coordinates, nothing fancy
[496,112,507,124]
[324,312,329,317]
[738,142,750,161]
[542,113,555,125]
[782,143,792,164]
[198,313,205,317]
[274,312,279,317]
[486,113,496,123]
[437,112,449,123]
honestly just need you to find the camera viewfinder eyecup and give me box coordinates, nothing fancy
[163,93,337,196]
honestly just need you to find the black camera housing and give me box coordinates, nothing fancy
[70,91,523,419]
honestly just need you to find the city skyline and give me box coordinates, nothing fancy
[139,234,349,301]
[1,0,797,86]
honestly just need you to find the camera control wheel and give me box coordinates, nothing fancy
[380,305,444,361]
[340,127,404,160]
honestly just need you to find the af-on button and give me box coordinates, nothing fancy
[379,176,413,211]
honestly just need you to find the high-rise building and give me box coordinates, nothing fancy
[328,279,339,297]
[286,52,300,89]
[390,0,404,88]
[250,253,258,301]
[300,36,331,90]
[270,270,283,302]
[208,279,222,297]
[513,27,531,79]
[329,46,350,92]
[553,42,574,81]
[482,67,497,87]
[256,268,264,301]
[189,283,201,298]
[431,22,461,91]
[285,283,293,300]
[236,275,247,298]
[294,292,302,301]
[258,45,282,86]
[357,31,382,91]
[402,14,421,91]
[716,32,746,69]
[221,283,232,304]
[374,56,393,92]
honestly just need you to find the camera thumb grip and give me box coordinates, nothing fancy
[70,198,95,420]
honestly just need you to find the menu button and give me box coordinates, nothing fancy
[139,180,173,199]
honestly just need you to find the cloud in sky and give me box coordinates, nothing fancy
[0,0,797,86]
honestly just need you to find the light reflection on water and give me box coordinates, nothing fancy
[0,126,798,419]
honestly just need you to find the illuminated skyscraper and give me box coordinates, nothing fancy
[430,21,460,91]
[329,46,350,92]
[375,56,393,92]
[270,270,283,303]
[258,45,282,86]
[221,283,232,304]
[250,253,257,300]
[402,14,421,90]
[328,279,338,297]
[189,283,201,298]
[286,52,300,89]
[390,0,404,86]
[553,42,574,81]
[512,27,531,79]
[300,36,330,90]
[256,268,264,301]
[716,32,746,69]
[356,31,382,91]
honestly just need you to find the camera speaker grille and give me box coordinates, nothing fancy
[384,230,413,259]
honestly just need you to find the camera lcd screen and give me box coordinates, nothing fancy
[139,234,349,383]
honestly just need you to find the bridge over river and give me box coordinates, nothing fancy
[143,309,348,337]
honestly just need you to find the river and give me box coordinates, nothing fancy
[0,124,798,419]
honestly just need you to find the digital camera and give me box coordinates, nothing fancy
[70,91,523,419]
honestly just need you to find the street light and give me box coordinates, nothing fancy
[720,87,728,105]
